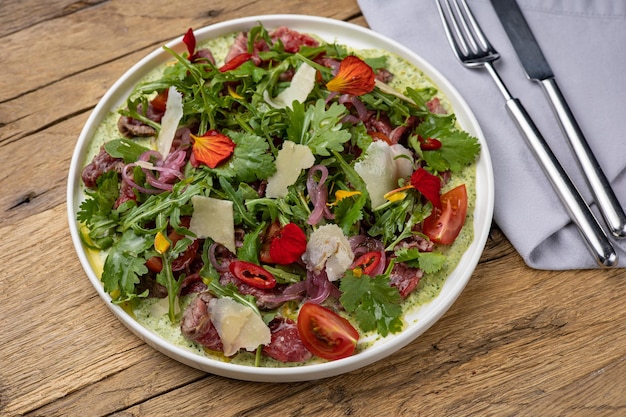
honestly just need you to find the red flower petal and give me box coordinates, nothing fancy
[269,223,307,265]
[410,168,442,208]
[191,130,235,168]
[182,28,196,58]
[326,56,376,96]
[219,52,253,72]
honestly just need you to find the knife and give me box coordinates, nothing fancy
[490,0,626,239]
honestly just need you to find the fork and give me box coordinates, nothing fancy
[436,0,617,267]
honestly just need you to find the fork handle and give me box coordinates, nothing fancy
[505,98,618,267]
[540,78,626,238]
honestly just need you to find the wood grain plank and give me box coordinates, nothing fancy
[4,0,626,415]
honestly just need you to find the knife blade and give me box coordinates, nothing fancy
[490,0,626,238]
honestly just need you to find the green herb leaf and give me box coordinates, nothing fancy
[77,171,121,250]
[101,229,151,303]
[339,270,403,337]
[415,114,481,173]
[212,131,275,182]
[394,248,447,274]
[286,99,351,156]
[104,139,151,163]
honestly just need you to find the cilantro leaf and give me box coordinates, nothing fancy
[213,131,275,182]
[101,229,151,303]
[415,114,481,173]
[286,99,351,156]
[77,171,120,249]
[333,193,366,235]
[339,270,403,337]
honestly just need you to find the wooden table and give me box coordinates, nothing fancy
[2,0,625,415]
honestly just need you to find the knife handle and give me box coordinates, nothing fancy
[540,77,626,238]
[505,97,618,267]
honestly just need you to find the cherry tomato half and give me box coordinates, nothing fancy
[297,303,359,360]
[229,260,277,290]
[422,184,468,245]
[352,251,382,276]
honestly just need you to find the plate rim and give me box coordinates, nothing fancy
[66,14,494,382]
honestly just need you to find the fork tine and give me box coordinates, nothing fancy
[456,0,492,53]
[435,0,468,59]
[448,0,480,54]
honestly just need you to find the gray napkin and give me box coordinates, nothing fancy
[358,0,626,269]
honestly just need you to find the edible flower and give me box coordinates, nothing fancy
[383,185,413,203]
[227,85,244,99]
[326,56,376,96]
[154,231,170,254]
[191,130,236,168]
[269,223,308,265]
[182,28,197,60]
[219,53,253,72]
[410,168,442,208]
[328,190,362,207]
[380,169,441,208]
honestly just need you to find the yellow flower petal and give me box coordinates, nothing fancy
[328,190,361,206]
[383,185,414,202]
[228,85,244,99]
[155,231,170,254]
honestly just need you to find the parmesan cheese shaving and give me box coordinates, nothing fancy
[263,62,316,109]
[156,86,183,158]
[354,141,414,208]
[188,195,236,253]
[302,224,354,281]
[208,297,271,356]
[265,141,316,198]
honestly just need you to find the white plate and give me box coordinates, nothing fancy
[67,14,494,382]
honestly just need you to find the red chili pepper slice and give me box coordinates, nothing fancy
[219,53,253,72]
[352,251,382,276]
[418,135,442,150]
[229,260,277,289]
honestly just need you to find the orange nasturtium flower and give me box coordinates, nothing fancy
[191,130,236,168]
[326,55,376,96]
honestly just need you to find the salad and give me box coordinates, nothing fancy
[77,24,480,366]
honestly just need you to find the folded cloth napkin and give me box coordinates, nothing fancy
[358,0,626,269]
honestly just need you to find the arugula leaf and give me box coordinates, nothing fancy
[120,181,201,232]
[414,114,481,173]
[217,176,257,227]
[393,248,447,274]
[339,270,403,337]
[156,235,194,323]
[104,139,151,163]
[237,222,265,264]
[286,99,351,156]
[404,86,439,113]
[262,264,304,284]
[101,229,151,303]
[206,277,262,318]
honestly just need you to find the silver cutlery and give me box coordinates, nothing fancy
[435,0,618,267]
[490,0,626,239]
